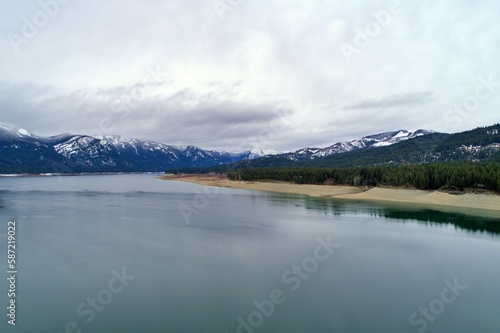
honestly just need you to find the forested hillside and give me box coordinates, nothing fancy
[227,163,500,192]
[169,124,500,173]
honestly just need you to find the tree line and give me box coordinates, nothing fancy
[226,162,500,192]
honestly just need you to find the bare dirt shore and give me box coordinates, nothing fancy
[159,174,500,215]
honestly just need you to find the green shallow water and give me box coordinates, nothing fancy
[0,174,499,333]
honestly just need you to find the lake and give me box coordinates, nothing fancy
[0,174,499,333]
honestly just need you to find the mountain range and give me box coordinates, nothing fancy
[0,122,257,173]
[283,129,433,161]
[0,122,499,174]
[171,124,500,173]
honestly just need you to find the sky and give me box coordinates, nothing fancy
[1,0,499,152]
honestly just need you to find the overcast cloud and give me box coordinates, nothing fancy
[1,0,499,152]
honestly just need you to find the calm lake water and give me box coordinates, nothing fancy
[0,174,499,333]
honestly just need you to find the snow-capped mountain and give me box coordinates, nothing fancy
[0,122,260,173]
[246,148,280,159]
[0,121,439,174]
[284,129,434,161]
[0,122,40,140]
[0,123,69,173]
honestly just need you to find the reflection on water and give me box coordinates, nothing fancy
[268,193,500,236]
[0,175,499,333]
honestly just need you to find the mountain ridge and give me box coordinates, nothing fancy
[0,122,262,173]
[284,129,434,161]
[169,124,500,173]
[1,122,498,174]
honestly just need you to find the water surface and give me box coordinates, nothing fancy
[0,174,499,333]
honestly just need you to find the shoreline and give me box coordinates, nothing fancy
[159,174,500,216]
[0,172,164,178]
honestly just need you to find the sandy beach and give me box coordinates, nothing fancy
[160,174,500,216]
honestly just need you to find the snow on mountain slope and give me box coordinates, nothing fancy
[51,134,261,170]
[285,129,434,160]
[0,122,259,172]
[0,122,40,140]
[53,135,121,167]
[0,119,261,171]
[54,136,113,158]
[246,148,279,159]
[0,121,436,173]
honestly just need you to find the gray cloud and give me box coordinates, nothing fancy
[344,91,434,110]
[0,0,499,152]
[0,81,293,150]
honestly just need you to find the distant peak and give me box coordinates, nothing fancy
[0,122,37,138]
[284,128,436,160]
[0,122,19,132]
[246,147,279,158]
[17,128,32,136]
